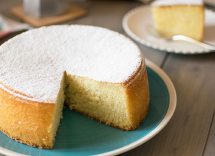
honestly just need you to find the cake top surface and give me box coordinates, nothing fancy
[0,25,142,103]
[152,0,203,6]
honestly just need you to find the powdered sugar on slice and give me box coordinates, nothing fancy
[152,0,203,6]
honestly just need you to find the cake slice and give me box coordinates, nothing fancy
[151,0,204,41]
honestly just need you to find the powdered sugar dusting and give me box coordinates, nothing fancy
[152,0,203,6]
[0,25,142,103]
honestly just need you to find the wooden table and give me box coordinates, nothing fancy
[0,0,215,156]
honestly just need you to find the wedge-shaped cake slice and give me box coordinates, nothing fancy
[151,0,204,41]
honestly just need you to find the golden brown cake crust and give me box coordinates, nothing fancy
[0,86,56,149]
[125,61,149,130]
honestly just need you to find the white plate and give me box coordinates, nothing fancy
[122,6,215,54]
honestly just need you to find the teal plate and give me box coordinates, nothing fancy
[0,60,176,156]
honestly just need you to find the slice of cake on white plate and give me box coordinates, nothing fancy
[151,0,205,41]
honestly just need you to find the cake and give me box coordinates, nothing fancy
[151,0,204,41]
[0,25,149,148]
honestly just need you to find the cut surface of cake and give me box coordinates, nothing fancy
[0,25,149,148]
[151,0,204,41]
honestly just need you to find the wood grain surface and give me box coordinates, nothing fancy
[204,111,215,156]
[0,0,214,156]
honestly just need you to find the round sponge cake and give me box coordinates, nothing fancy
[0,25,149,148]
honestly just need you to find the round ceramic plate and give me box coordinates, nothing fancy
[123,6,215,54]
[0,59,176,156]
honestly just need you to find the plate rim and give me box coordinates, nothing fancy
[122,5,214,54]
[0,59,177,156]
